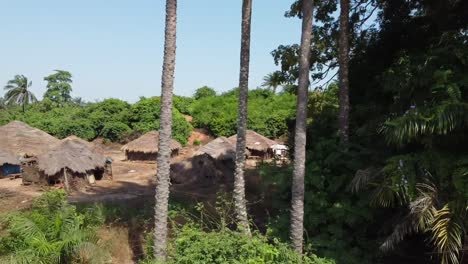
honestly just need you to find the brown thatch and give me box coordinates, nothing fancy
[62,135,105,155]
[36,137,106,176]
[0,121,60,157]
[0,149,20,166]
[171,154,234,187]
[121,131,182,153]
[228,130,276,152]
[194,137,236,160]
[63,135,93,146]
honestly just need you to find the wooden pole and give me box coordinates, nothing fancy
[63,168,70,192]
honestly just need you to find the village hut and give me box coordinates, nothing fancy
[170,154,234,187]
[0,150,21,177]
[228,130,276,159]
[171,137,237,186]
[35,138,107,190]
[0,121,59,158]
[121,131,182,161]
[194,137,237,160]
[62,135,105,154]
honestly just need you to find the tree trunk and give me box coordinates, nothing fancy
[338,0,350,144]
[290,0,314,254]
[233,0,253,235]
[153,0,177,261]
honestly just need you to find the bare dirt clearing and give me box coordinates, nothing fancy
[0,136,267,212]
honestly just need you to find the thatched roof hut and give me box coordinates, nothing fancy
[0,121,59,157]
[62,135,104,155]
[0,150,20,166]
[0,149,21,176]
[37,138,106,177]
[171,154,234,187]
[228,130,276,158]
[194,137,236,160]
[121,131,182,161]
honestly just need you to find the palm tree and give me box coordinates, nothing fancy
[338,0,350,144]
[290,0,314,254]
[4,75,37,112]
[350,69,468,264]
[351,157,468,264]
[0,97,5,109]
[262,71,285,94]
[153,0,177,261]
[233,0,253,235]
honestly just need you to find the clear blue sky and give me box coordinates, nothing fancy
[0,0,301,102]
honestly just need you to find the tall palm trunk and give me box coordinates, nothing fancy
[233,0,253,235]
[338,0,350,144]
[153,0,177,261]
[290,0,314,254]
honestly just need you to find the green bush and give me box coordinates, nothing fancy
[141,225,333,264]
[193,86,216,100]
[131,96,192,145]
[101,121,132,142]
[190,89,296,138]
[0,190,109,264]
[173,96,194,115]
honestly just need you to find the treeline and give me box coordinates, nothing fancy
[0,96,192,144]
[190,87,296,138]
[0,84,297,144]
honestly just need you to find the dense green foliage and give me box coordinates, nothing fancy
[162,226,332,264]
[138,195,334,264]
[190,88,296,138]
[262,0,468,263]
[43,70,73,106]
[0,190,109,264]
[0,96,193,144]
[260,86,378,264]
[193,86,217,100]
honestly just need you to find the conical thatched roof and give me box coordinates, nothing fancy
[63,135,92,146]
[0,121,60,157]
[194,137,236,160]
[228,130,276,152]
[121,131,182,153]
[37,137,106,176]
[0,149,20,166]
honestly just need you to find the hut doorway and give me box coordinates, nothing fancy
[0,164,21,177]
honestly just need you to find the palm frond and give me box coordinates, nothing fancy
[431,204,464,264]
[381,102,468,146]
[410,182,438,230]
[349,168,377,193]
[370,184,401,208]
[380,214,420,252]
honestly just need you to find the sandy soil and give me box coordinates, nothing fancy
[0,136,211,210]
[0,130,269,210]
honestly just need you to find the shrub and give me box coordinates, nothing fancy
[131,96,192,145]
[162,225,333,264]
[0,190,109,264]
[190,89,296,138]
[193,86,216,100]
[173,96,194,115]
[101,121,132,142]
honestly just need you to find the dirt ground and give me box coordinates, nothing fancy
[0,134,282,264]
[0,134,214,211]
